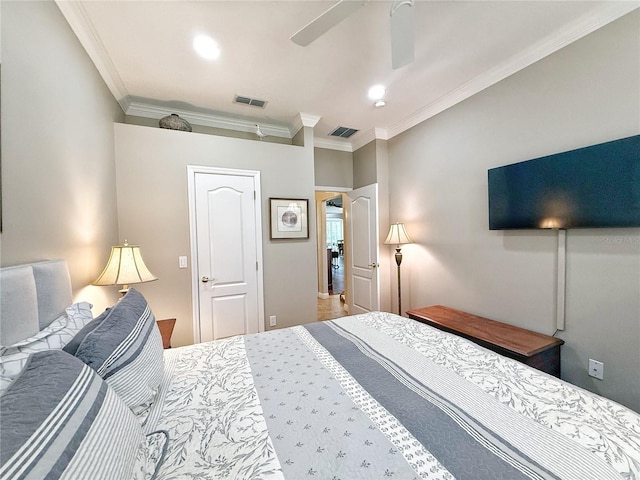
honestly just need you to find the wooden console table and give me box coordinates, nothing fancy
[406,305,564,377]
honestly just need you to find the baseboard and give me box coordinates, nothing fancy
[318,292,330,299]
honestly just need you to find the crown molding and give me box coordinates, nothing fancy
[375,127,390,141]
[299,113,321,128]
[127,102,292,138]
[350,129,377,151]
[314,137,353,152]
[348,127,390,151]
[57,1,637,151]
[56,0,292,140]
[291,113,322,137]
[55,0,130,113]
[386,2,639,139]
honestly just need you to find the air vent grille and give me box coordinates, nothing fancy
[234,95,267,108]
[329,126,359,138]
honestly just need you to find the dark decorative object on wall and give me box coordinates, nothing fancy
[159,113,192,132]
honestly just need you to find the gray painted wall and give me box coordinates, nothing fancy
[314,148,353,188]
[353,141,377,189]
[114,123,318,347]
[1,1,123,312]
[351,139,392,313]
[388,11,639,411]
[2,0,637,412]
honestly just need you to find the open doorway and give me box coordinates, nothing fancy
[326,196,344,296]
[315,191,348,321]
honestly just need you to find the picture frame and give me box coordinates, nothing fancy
[269,198,309,239]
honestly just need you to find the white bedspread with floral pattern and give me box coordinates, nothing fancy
[145,312,640,480]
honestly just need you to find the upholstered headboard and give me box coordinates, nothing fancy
[0,260,72,346]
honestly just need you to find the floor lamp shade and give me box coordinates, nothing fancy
[384,223,413,247]
[384,223,412,316]
[93,241,157,292]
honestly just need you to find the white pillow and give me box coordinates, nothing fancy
[0,302,94,390]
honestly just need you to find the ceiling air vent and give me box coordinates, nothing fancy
[329,126,359,138]
[233,95,267,108]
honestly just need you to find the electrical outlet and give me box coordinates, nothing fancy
[269,315,277,327]
[588,359,604,380]
[178,256,188,269]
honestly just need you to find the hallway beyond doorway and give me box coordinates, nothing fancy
[320,253,345,321]
[317,295,346,321]
[329,254,344,295]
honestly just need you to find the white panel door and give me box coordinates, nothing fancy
[346,183,379,314]
[193,170,262,341]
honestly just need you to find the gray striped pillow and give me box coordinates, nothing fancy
[73,288,164,416]
[0,350,165,479]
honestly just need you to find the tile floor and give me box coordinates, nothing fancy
[317,294,346,321]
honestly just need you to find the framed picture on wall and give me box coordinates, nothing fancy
[269,198,309,239]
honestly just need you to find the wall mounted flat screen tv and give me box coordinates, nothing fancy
[488,135,640,230]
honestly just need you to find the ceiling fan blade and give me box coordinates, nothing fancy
[291,1,367,47]
[390,0,415,69]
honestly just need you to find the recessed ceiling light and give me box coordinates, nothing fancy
[193,35,220,60]
[368,84,386,101]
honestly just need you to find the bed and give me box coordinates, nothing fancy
[1,260,639,480]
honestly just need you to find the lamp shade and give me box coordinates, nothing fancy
[384,223,413,246]
[93,241,157,287]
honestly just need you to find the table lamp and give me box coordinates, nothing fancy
[93,240,157,295]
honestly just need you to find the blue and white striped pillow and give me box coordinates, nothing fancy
[72,288,164,416]
[0,350,166,479]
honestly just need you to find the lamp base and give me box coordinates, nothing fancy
[395,248,403,316]
[395,248,403,267]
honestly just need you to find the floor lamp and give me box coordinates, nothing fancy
[384,223,413,316]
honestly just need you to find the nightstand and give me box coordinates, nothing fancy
[156,318,176,349]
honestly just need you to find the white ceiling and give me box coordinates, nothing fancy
[56,1,638,151]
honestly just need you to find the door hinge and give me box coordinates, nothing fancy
[254,191,256,200]
[256,261,259,270]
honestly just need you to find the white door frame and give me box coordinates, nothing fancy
[187,165,265,343]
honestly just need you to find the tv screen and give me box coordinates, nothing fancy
[488,135,640,230]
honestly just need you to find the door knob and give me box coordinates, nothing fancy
[368,263,379,268]
[201,275,210,283]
